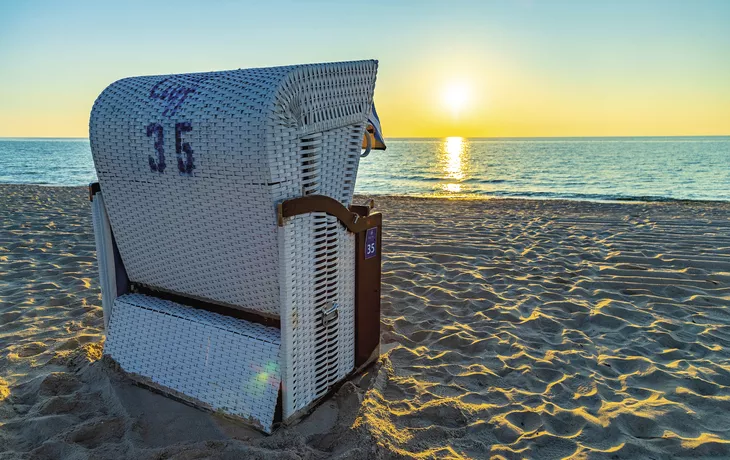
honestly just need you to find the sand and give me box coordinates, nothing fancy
[1,184,730,459]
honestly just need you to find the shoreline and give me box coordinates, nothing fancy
[3,183,730,207]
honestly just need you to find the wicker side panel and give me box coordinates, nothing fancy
[310,124,359,389]
[279,217,355,419]
[278,126,359,419]
[104,293,281,432]
[318,124,366,205]
[279,214,316,416]
[313,214,342,391]
[335,228,356,379]
[267,61,377,201]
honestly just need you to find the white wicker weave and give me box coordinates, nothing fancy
[105,294,281,431]
[278,214,356,415]
[90,60,379,429]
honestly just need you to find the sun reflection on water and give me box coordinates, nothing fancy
[440,137,468,193]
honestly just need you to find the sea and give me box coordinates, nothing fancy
[1,136,728,202]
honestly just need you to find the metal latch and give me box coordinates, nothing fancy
[321,301,339,326]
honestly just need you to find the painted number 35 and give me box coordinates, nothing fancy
[146,122,195,174]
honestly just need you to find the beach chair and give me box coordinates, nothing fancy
[88,61,384,433]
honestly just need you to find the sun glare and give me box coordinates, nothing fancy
[439,137,468,194]
[444,137,465,180]
[442,82,471,115]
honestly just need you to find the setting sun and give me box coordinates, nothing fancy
[442,82,471,116]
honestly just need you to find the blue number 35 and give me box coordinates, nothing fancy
[146,122,195,174]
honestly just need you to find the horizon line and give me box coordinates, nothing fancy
[1,134,729,140]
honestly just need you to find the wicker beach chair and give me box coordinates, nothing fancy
[88,60,383,433]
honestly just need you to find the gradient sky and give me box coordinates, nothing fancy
[1,0,728,138]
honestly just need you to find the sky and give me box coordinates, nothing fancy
[0,0,728,138]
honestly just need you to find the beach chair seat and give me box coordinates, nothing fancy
[88,60,383,433]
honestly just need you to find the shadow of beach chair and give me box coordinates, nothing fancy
[88,60,384,433]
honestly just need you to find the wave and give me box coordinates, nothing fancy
[463,178,507,184]
[359,189,730,204]
[487,191,718,203]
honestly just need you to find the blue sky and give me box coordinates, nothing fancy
[1,0,728,137]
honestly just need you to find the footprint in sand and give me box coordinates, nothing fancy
[505,410,544,433]
[0,311,23,324]
[16,341,47,357]
[39,372,82,396]
[55,335,98,352]
[65,417,125,448]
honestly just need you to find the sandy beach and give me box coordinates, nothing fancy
[2,184,730,459]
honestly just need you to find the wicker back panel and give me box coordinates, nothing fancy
[89,61,377,315]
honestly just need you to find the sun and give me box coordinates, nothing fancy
[442,82,471,115]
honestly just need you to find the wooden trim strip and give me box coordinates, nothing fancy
[131,283,281,329]
[278,195,380,233]
[354,212,382,367]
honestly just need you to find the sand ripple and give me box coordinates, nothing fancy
[360,197,730,459]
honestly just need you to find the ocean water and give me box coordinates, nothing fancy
[0,138,95,187]
[358,136,730,202]
[1,136,728,202]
